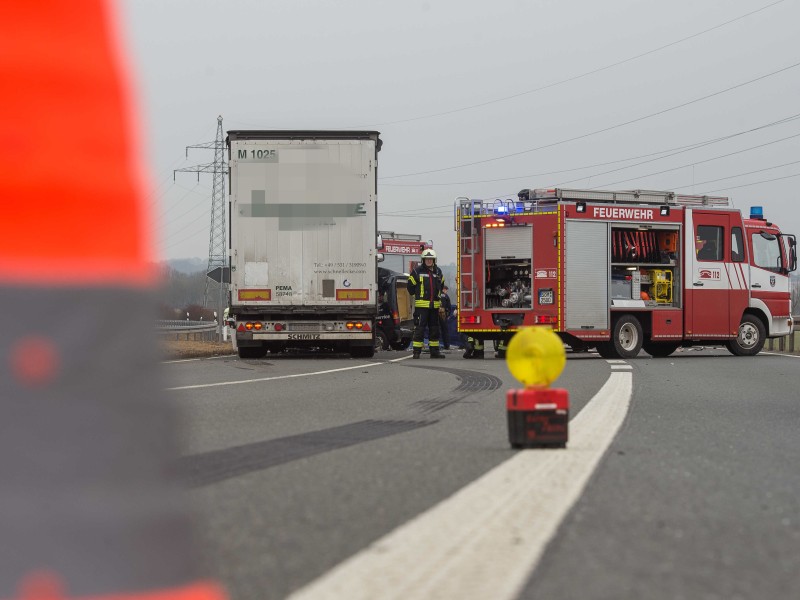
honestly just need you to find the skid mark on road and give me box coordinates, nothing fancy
[406,366,503,414]
[179,419,437,487]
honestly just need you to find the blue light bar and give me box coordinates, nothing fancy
[750,206,764,219]
[494,205,509,215]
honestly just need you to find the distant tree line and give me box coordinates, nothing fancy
[156,266,216,321]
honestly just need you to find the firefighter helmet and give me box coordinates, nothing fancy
[421,248,437,261]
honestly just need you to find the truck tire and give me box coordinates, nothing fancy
[611,315,643,359]
[726,315,766,356]
[238,346,266,359]
[350,345,375,359]
[374,331,389,352]
[642,341,680,358]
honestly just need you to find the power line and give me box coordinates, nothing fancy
[578,131,800,189]
[379,213,453,219]
[700,172,800,194]
[379,203,453,216]
[671,160,800,189]
[352,0,786,129]
[379,113,800,187]
[160,209,212,251]
[383,60,800,179]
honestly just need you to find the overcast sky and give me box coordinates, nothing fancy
[119,0,800,266]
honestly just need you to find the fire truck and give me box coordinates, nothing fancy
[456,188,797,358]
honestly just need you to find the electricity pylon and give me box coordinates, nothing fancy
[174,116,228,333]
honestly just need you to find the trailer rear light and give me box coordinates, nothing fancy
[461,315,481,324]
[253,322,263,330]
[274,323,284,331]
[237,323,246,332]
[244,322,254,331]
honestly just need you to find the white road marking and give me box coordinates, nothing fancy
[162,355,231,365]
[166,362,383,391]
[288,372,633,600]
[605,359,628,364]
[762,351,800,358]
[611,365,633,370]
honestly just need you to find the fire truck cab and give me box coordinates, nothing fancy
[456,188,796,358]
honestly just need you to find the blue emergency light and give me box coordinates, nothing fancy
[494,204,509,215]
[750,206,764,220]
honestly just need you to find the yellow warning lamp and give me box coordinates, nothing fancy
[505,326,566,388]
[505,326,569,448]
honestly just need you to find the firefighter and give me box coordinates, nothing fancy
[463,336,484,359]
[407,248,446,359]
[495,338,509,359]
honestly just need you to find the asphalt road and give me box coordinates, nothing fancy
[162,346,800,600]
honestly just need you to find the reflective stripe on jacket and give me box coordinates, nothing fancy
[407,265,444,309]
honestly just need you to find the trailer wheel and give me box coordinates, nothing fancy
[726,315,766,356]
[237,346,266,359]
[642,342,680,357]
[350,345,375,359]
[611,315,643,358]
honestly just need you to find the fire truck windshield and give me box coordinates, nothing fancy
[751,231,783,272]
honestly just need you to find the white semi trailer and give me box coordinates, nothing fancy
[227,130,382,358]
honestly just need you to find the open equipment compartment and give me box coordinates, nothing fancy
[610,225,681,308]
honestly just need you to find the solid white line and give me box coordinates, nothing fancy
[288,372,633,600]
[605,359,628,364]
[162,358,202,364]
[166,362,383,391]
[762,351,800,358]
[387,354,413,363]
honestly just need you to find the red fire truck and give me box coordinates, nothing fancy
[456,188,796,358]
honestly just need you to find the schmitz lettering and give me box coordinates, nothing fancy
[288,334,322,340]
[592,207,654,220]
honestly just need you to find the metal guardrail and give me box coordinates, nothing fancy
[156,320,218,341]
[765,315,799,353]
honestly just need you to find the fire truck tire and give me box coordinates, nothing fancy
[726,315,766,356]
[611,314,643,358]
[642,342,680,357]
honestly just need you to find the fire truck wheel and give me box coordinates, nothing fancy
[611,314,643,358]
[642,342,680,358]
[726,315,766,356]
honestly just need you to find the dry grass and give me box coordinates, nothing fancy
[160,339,237,360]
